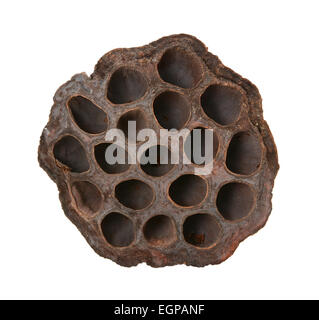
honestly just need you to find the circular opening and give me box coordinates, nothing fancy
[101,212,134,247]
[216,182,255,221]
[143,215,176,247]
[153,91,190,130]
[68,96,107,134]
[157,47,202,88]
[226,131,262,175]
[53,135,89,173]
[201,85,242,125]
[107,67,147,104]
[115,179,154,210]
[94,143,130,174]
[184,127,219,165]
[117,108,147,143]
[71,181,103,216]
[140,145,174,177]
[183,214,220,248]
[169,174,207,207]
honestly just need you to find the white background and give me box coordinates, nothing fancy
[0,0,318,300]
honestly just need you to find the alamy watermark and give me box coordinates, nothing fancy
[104,121,214,175]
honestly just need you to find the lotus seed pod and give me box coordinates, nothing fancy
[38,34,279,267]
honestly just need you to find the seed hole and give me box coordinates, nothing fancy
[140,145,174,177]
[115,179,154,210]
[184,127,219,165]
[107,67,147,104]
[216,182,255,221]
[53,135,89,173]
[101,212,134,247]
[226,131,262,175]
[143,215,176,247]
[68,96,107,134]
[117,109,147,143]
[94,143,130,174]
[71,181,102,216]
[158,47,201,88]
[183,214,220,248]
[201,85,242,125]
[169,174,207,207]
[153,91,190,130]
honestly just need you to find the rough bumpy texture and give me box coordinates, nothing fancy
[38,34,279,267]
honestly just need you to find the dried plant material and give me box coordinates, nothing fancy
[38,34,279,267]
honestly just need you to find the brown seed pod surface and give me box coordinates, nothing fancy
[38,34,279,267]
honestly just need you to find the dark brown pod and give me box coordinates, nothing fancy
[38,34,278,267]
